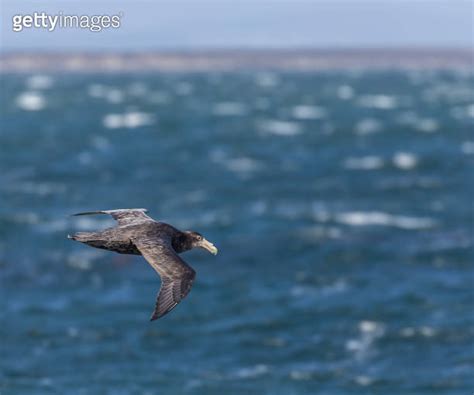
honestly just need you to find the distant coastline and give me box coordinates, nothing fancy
[0,48,472,73]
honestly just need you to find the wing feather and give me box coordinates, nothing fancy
[132,236,196,320]
[72,209,153,226]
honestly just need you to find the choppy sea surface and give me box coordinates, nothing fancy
[1,70,473,395]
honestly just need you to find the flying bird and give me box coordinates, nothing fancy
[68,208,218,321]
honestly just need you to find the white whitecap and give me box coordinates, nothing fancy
[337,85,354,100]
[344,156,384,170]
[212,102,246,116]
[355,118,382,135]
[103,112,155,129]
[258,120,301,136]
[250,200,267,216]
[290,370,313,381]
[225,157,261,173]
[467,104,474,118]
[291,105,326,120]
[354,376,373,386]
[234,364,269,379]
[105,89,124,104]
[124,112,154,128]
[88,84,107,98]
[416,118,439,133]
[346,320,385,360]
[461,141,474,155]
[400,326,436,337]
[393,152,418,170]
[103,114,123,129]
[90,135,111,152]
[16,91,46,111]
[420,326,436,337]
[358,94,398,110]
[335,211,436,229]
[299,226,341,241]
[359,320,381,334]
[26,75,53,90]
[400,327,416,337]
[255,72,279,87]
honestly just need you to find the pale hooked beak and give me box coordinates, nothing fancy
[200,238,218,255]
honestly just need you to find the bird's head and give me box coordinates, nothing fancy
[182,231,218,255]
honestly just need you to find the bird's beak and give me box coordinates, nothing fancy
[200,238,218,255]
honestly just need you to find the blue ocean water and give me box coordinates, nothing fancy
[1,70,473,395]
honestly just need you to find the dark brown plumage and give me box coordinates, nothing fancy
[68,208,218,320]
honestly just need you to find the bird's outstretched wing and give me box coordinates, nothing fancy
[72,208,153,227]
[132,236,196,321]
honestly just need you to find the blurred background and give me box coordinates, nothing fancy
[1,1,473,394]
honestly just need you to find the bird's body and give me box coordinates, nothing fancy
[68,209,218,321]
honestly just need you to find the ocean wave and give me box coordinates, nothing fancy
[450,104,474,120]
[354,375,374,386]
[392,152,418,170]
[26,75,53,90]
[87,84,107,98]
[87,84,125,103]
[103,112,155,129]
[16,91,46,111]
[175,81,193,95]
[344,156,384,170]
[291,279,348,298]
[346,320,385,360]
[337,85,354,100]
[354,118,382,135]
[105,89,124,104]
[255,72,279,87]
[90,135,112,152]
[7,181,66,196]
[10,212,40,225]
[400,326,437,338]
[290,370,314,381]
[258,119,302,136]
[461,141,474,155]
[415,118,439,133]
[148,91,171,104]
[396,112,439,132]
[335,211,436,229]
[233,364,269,379]
[299,225,342,241]
[357,94,398,110]
[210,148,262,175]
[67,249,105,271]
[127,82,148,97]
[225,157,261,173]
[212,102,246,116]
[291,105,326,120]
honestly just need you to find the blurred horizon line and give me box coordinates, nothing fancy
[1,47,472,73]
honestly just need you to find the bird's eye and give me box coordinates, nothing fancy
[197,235,203,241]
